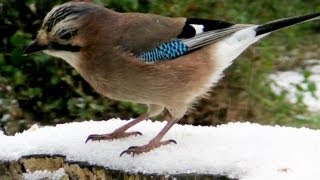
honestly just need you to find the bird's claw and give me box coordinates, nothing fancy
[135,131,143,136]
[120,139,177,157]
[85,134,105,143]
[120,149,136,157]
[85,131,142,143]
[167,139,177,144]
[128,146,139,150]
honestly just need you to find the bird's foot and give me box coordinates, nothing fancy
[120,139,177,157]
[85,131,142,143]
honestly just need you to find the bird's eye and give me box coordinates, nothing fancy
[58,29,78,40]
[60,32,72,40]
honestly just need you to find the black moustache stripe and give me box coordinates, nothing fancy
[50,43,81,52]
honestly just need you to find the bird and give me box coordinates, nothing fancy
[24,0,320,156]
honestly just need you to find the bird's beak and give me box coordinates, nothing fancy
[23,40,48,56]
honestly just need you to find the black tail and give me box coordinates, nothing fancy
[255,13,320,36]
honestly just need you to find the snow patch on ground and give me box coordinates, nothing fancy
[269,59,320,111]
[23,168,66,180]
[1,119,320,179]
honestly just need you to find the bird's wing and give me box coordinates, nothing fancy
[182,24,253,50]
[135,12,320,63]
[116,14,246,63]
[138,24,253,63]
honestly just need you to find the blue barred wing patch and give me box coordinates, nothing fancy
[138,40,188,63]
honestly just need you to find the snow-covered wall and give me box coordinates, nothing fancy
[1,119,320,179]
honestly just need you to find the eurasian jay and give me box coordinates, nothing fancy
[24,1,320,156]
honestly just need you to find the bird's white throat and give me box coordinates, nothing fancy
[44,50,80,68]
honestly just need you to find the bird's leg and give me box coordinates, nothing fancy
[85,104,164,143]
[85,113,149,143]
[120,119,178,156]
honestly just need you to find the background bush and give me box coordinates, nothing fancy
[0,0,319,134]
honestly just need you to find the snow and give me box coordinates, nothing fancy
[269,59,320,111]
[23,168,65,180]
[1,119,320,179]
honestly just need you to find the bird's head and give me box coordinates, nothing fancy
[24,1,108,67]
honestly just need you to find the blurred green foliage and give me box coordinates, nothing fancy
[0,0,320,133]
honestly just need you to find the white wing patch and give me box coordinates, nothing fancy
[190,24,204,34]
